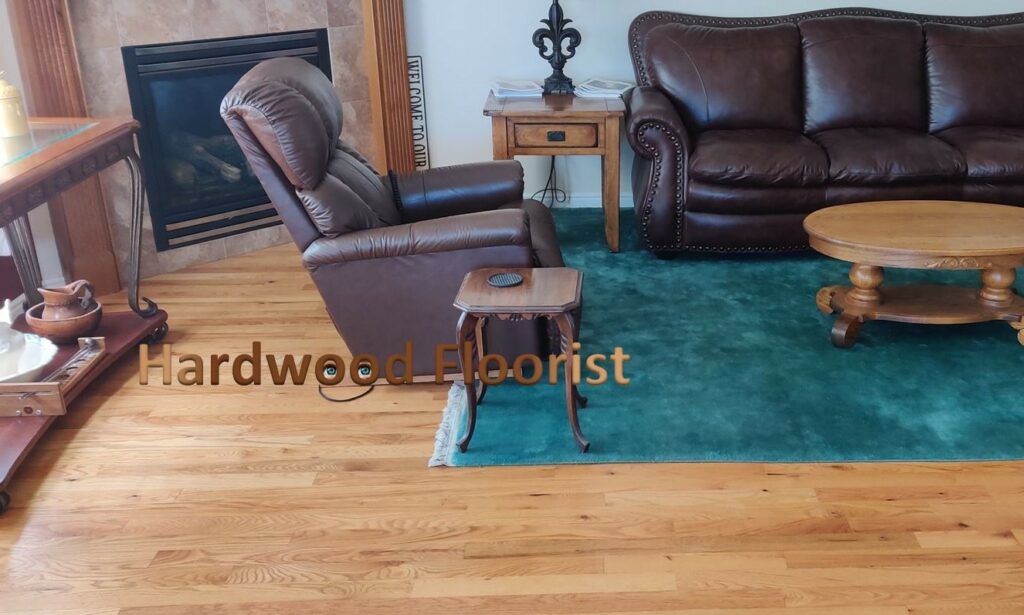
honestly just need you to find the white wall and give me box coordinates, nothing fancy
[405,0,1024,206]
[0,0,64,286]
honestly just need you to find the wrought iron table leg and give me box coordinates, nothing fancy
[3,216,43,307]
[125,151,159,318]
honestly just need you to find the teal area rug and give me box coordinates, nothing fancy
[431,209,1024,467]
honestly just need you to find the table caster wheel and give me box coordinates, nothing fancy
[144,323,169,344]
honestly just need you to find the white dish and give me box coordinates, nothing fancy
[0,331,58,384]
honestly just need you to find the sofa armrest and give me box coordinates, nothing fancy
[625,86,691,156]
[625,86,692,252]
[391,161,526,223]
[302,208,531,268]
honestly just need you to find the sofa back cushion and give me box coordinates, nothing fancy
[644,23,802,132]
[926,23,1024,132]
[801,17,926,134]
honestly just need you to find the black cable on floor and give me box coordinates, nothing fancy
[530,156,567,208]
[319,385,375,403]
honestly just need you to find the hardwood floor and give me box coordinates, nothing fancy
[2,244,1023,614]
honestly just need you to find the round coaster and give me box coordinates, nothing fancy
[487,272,524,288]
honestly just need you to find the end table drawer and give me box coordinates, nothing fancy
[514,123,598,148]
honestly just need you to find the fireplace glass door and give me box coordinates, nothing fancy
[123,30,331,250]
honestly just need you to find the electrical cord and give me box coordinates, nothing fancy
[530,156,567,208]
[318,384,375,403]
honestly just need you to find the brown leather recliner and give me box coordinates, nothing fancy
[221,57,565,377]
[627,9,1024,255]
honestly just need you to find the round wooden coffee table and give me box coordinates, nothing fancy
[804,201,1024,348]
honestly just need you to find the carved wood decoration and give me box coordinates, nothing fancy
[6,0,121,295]
[361,0,416,174]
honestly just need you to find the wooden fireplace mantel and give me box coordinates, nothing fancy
[362,0,416,174]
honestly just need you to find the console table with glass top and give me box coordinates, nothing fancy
[0,117,168,514]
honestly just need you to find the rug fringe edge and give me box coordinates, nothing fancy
[428,382,465,467]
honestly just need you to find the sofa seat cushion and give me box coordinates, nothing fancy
[689,129,829,187]
[936,126,1024,183]
[812,128,966,185]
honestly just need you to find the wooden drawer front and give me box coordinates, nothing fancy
[514,123,598,148]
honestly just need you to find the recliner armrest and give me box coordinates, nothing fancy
[625,86,691,156]
[302,208,531,268]
[392,161,526,222]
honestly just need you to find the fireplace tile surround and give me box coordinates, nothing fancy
[69,0,375,279]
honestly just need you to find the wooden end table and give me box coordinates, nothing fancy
[454,267,589,452]
[805,201,1024,348]
[484,93,625,252]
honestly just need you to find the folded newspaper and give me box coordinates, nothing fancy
[575,78,634,99]
[491,80,543,98]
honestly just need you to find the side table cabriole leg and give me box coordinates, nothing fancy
[125,151,159,319]
[474,316,489,404]
[3,216,44,307]
[555,312,589,452]
[456,312,481,453]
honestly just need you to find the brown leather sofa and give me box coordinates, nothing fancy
[627,9,1024,254]
[221,58,565,377]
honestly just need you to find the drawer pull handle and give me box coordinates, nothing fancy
[547,130,566,142]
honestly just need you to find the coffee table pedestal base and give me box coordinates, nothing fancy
[818,283,1024,348]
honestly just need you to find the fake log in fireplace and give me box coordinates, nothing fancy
[123,30,331,250]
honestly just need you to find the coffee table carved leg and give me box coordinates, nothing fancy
[821,264,882,348]
[980,268,1017,307]
[555,313,589,453]
[456,312,481,453]
[848,264,884,307]
[831,313,864,348]
[816,286,839,315]
[1012,317,1024,346]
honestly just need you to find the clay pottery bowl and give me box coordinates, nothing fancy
[25,301,103,344]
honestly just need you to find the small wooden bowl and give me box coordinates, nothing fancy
[25,302,103,344]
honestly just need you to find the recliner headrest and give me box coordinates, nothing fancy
[220,57,342,190]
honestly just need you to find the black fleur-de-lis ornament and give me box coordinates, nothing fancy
[532,0,582,95]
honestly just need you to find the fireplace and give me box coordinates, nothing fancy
[122,30,331,251]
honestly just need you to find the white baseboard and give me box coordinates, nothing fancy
[546,192,635,209]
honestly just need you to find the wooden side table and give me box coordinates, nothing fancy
[454,267,589,452]
[484,93,626,252]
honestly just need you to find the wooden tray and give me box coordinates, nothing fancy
[0,310,168,511]
[0,337,106,417]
